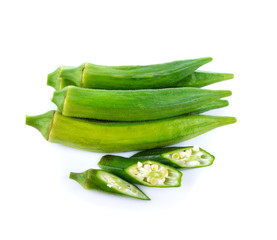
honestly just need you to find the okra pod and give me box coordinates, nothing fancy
[131,146,215,168]
[171,71,234,88]
[98,155,182,187]
[70,169,150,200]
[52,86,232,121]
[47,57,212,90]
[25,111,236,153]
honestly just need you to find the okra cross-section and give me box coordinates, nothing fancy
[131,146,215,168]
[98,155,182,187]
[70,169,150,200]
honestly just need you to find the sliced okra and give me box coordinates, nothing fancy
[98,155,182,187]
[70,169,150,200]
[131,146,215,168]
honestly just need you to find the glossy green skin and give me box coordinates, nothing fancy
[131,147,215,168]
[52,86,231,121]
[98,155,182,187]
[171,71,234,88]
[47,57,212,90]
[188,99,228,114]
[25,111,236,153]
[69,169,150,200]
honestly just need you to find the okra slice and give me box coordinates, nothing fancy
[98,155,182,187]
[70,169,150,200]
[131,146,215,168]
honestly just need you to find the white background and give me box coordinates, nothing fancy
[1,1,276,239]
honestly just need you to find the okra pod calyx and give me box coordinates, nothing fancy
[98,155,183,187]
[70,169,150,200]
[131,146,215,168]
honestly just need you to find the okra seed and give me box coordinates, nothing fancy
[151,164,159,171]
[150,178,158,185]
[172,153,179,160]
[179,152,186,158]
[186,161,200,167]
[137,162,143,168]
[144,164,150,170]
[186,149,192,155]
[193,145,200,152]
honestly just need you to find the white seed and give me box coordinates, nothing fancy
[144,164,151,170]
[147,177,151,183]
[172,153,179,160]
[159,178,166,184]
[131,168,139,175]
[186,161,200,167]
[186,149,192,155]
[193,146,200,152]
[137,162,143,168]
[151,164,159,171]
[107,184,113,188]
[179,152,186,158]
[150,178,158,185]
[138,168,147,174]
[160,168,168,177]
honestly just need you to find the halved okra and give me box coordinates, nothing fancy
[70,169,150,200]
[98,155,183,187]
[131,146,215,168]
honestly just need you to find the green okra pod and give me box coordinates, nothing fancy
[25,111,236,153]
[70,169,150,200]
[98,155,182,187]
[47,57,212,90]
[52,86,232,121]
[131,146,215,168]
[170,71,234,88]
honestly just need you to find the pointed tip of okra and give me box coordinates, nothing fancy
[220,116,237,125]
[25,110,55,140]
[216,89,232,98]
[47,67,61,90]
[69,171,88,189]
[51,88,67,113]
[192,57,213,68]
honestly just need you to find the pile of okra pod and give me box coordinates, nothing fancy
[26,57,236,200]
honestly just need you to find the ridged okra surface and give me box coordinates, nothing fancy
[47,57,212,90]
[52,86,232,121]
[25,111,236,153]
